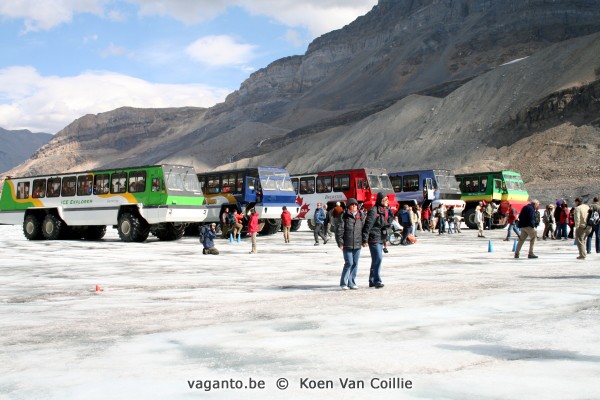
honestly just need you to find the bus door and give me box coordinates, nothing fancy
[493,178,503,201]
[246,177,259,204]
[424,178,434,201]
[355,177,367,202]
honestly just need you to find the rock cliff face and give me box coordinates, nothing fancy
[4,0,600,201]
[0,128,51,174]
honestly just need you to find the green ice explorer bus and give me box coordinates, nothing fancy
[0,164,208,242]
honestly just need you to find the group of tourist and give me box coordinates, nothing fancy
[199,194,600,290]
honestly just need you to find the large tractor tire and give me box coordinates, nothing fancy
[463,208,477,230]
[290,220,302,232]
[83,226,107,240]
[260,219,281,235]
[154,223,186,241]
[23,214,44,240]
[42,214,64,240]
[307,219,316,231]
[117,212,150,242]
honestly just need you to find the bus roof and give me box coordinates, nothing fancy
[198,166,289,175]
[4,164,194,181]
[388,169,455,176]
[291,168,389,177]
[455,170,523,178]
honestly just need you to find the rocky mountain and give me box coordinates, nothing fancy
[4,0,600,202]
[0,128,52,174]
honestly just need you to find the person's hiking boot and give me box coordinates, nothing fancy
[528,254,538,259]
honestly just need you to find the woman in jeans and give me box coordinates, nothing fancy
[362,192,393,289]
[335,198,364,290]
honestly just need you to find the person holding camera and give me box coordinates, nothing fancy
[200,223,219,255]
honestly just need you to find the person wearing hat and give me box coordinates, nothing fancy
[362,192,393,288]
[200,223,219,255]
[335,198,364,290]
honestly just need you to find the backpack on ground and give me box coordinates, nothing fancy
[587,209,600,226]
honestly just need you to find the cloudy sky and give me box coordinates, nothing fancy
[0,0,377,134]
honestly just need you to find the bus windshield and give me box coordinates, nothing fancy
[504,180,527,192]
[434,171,461,191]
[165,167,203,195]
[259,170,294,192]
[367,175,393,192]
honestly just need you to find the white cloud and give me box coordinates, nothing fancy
[0,0,107,32]
[0,66,230,133]
[131,0,234,24]
[239,0,377,37]
[100,43,131,58]
[1,0,378,40]
[185,35,257,67]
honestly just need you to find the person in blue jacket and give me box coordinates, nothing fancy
[200,223,219,255]
[313,202,328,245]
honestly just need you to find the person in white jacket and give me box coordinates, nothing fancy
[475,202,485,238]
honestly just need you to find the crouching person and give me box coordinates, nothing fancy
[200,223,219,255]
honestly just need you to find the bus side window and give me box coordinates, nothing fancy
[152,178,161,192]
[390,176,401,192]
[299,177,314,194]
[403,174,419,192]
[47,178,61,197]
[317,176,331,193]
[111,172,127,194]
[32,179,46,198]
[480,177,488,192]
[16,182,30,199]
[333,174,350,192]
[129,171,147,193]
[236,174,243,193]
[94,174,110,194]
[61,176,76,196]
[291,178,299,194]
[77,175,93,196]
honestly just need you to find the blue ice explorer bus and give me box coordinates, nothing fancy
[196,166,300,234]
[388,169,465,216]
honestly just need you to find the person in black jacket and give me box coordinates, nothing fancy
[515,199,540,259]
[362,192,393,288]
[335,198,364,290]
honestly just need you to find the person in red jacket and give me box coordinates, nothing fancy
[558,202,569,240]
[504,205,521,241]
[247,208,260,254]
[421,205,432,231]
[281,206,292,243]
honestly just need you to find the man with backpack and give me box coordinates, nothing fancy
[585,197,600,255]
[574,198,590,260]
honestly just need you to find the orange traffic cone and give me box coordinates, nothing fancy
[95,284,102,293]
